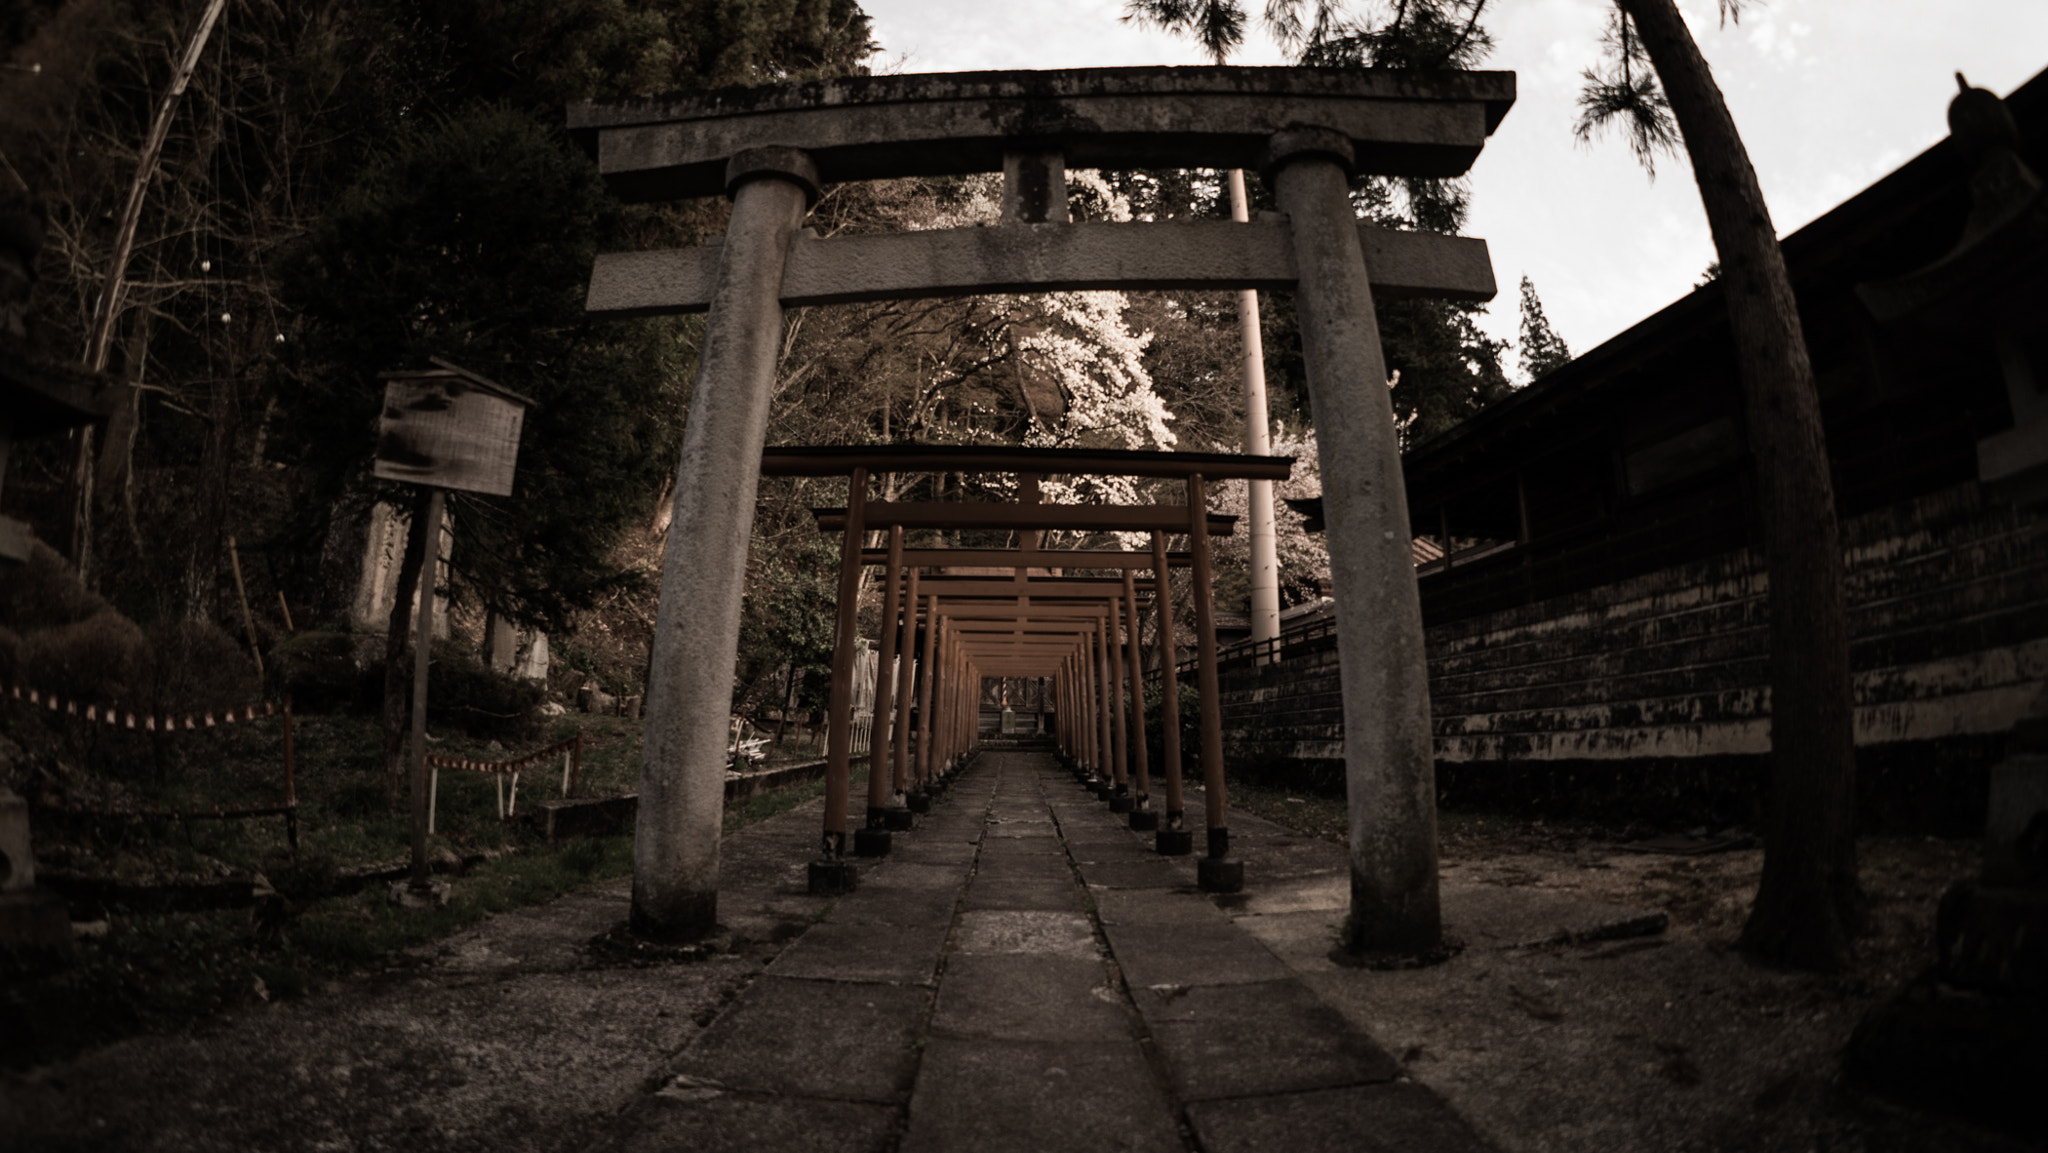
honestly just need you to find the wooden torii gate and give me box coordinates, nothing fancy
[573,65,1514,955]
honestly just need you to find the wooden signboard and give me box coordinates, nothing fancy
[372,358,533,497]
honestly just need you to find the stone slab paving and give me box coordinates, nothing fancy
[616,748,1493,1152]
[13,745,1657,1152]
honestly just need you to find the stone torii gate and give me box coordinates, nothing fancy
[571,65,1515,953]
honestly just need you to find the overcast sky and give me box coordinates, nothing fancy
[856,0,2048,370]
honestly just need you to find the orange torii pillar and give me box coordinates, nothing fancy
[809,466,868,894]
[915,592,940,794]
[855,525,910,858]
[1187,473,1239,893]
[1123,568,1157,832]
[896,567,927,812]
[1151,531,1192,856]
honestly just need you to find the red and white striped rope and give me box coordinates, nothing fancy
[4,683,282,733]
[425,735,579,776]
[32,797,295,819]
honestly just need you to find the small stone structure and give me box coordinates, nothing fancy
[572,66,1514,945]
[0,785,72,967]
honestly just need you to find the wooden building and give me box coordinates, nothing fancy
[1221,69,2048,831]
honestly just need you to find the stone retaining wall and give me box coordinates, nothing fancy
[1218,482,2048,829]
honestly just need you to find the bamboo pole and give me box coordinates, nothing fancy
[67,0,229,567]
[227,535,264,679]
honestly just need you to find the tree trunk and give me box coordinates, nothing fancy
[380,491,432,804]
[1621,0,1864,970]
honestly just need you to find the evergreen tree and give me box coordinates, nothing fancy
[1121,0,1511,447]
[1517,275,1572,380]
[280,106,689,633]
[1578,0,1861,971]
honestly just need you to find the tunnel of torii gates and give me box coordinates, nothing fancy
[569,65,1515,955]
[774,444,1285,897]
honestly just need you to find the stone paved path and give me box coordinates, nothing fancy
[599,749,1493,1152]
[11,746,1626,1152]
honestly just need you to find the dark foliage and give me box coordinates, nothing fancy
[1518,275,1573,381]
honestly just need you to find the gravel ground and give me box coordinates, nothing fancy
[1228,790,2033,1153]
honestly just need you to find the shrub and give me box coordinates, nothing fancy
[269,631,370,713]
[17,610,153,706]
[427,647,543,741]
[145,620,258,715]
[0,541,108,634]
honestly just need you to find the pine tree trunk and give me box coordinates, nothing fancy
[1621,0,1863,969]
[380,491,431,804]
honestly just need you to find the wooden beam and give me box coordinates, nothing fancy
[816,503,1236,534]
[867,548,1192,570]
[766,444,1293,481]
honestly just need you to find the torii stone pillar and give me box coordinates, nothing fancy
[632,147,817,941]
[1269,128,1440,955]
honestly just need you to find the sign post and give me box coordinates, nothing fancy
[372,358,532,902]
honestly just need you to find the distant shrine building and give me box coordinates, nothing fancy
[1218,68,2048,832]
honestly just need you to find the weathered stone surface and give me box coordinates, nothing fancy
[570,66,1515,199]
[1092,888,1226,927]
[1139,980,1400,1101]
[898,1039,1183,1153]
[962,879,1087,912]
[606,1093,897,1153]
[667,977,926,1103]
[765,921,948,985]
[632,162,812,942]
[1074,859,1193,890]
[973,855,1078,887]
[929,954,1128,1043]
[1185,1082,1494,1153]
[1099,920,1292,988]
[953,910,1098,959]
[586,221,1495,316]
[862,862,969,891]
[840,886,960,927]
[1271,137,1441,957]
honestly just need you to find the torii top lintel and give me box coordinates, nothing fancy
[569,65,1515,201]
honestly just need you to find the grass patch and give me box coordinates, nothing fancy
[3,699,860,1069]
[724,765,864,834]
[4,833,637,1068]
